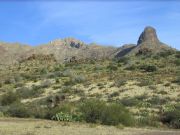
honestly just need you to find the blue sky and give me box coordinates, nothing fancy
[0,1,180,49]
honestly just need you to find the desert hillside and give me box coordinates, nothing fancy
[0,27,179,132]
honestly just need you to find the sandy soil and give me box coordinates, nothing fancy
[0,118,179,135]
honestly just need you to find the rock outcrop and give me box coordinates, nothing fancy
[115,26,175,57]
[137,26,159,45]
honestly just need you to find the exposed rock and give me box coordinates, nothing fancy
[137,26,159,45]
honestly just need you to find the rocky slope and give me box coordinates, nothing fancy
[115,26,175,57]
[0,26,176,67]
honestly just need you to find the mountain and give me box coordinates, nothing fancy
[0,42,31,66]
[20,38,116,63]
[115,26,175,57]
[0,26,176,67]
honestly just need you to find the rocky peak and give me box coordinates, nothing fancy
[63,37,85,48]
[50,38,85,48]
[137,26,159,45]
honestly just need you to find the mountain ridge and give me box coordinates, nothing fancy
[0,26,177,67]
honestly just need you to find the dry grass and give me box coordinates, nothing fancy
[0,118,179,135]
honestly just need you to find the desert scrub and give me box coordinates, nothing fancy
[137,78,154,87]
[160,103,180,129]
[0,91,20,106]
[117,57,129,65]
[16,86,44,99]
[100,103,134,126]
[108,91,119,98]
[40,79,52,88]
[80,99,134,126]
[120,97,141,107]
[70,74,86,84]
[114,79,126,87]
[138,64,157,72]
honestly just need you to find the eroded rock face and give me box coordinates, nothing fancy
[137,26,159,45]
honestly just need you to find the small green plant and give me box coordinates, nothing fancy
[52,112,73,122]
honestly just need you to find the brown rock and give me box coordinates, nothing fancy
[137,26,159,45]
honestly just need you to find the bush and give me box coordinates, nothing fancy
[175,51,180,58]
[7,103,30,118]
[101,103,134,126]
[80,99,106,123]
[107,64,118,71]
[158,50,175,57]
[138,79,154,87]
[0,91,20,106]
[174,59,180,66]
[117,57,129,65]
[139,64,157,72]
[70,74,86,84]
[0,111,4,117]
[114,79,126,87]
[125,64,136,71]
[40,80,52,88]
[147,96,168,106]
[120,97,140,107]
[161,104,180,129]
[80,99,134,126]
[17,86,44,99]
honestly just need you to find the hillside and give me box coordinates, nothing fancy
[0,26,179,130]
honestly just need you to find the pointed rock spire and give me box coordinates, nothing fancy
[137,26,159,45]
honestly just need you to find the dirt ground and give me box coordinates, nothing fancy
[0,118,179,135]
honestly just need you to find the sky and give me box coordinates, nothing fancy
[0,0,180,49]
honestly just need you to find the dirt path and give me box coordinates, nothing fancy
[0,118,179,135]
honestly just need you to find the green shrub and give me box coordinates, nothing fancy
[40,80,52,88]
[158,50,175,57]
[46,103,74,119]
[40,68,48,74]
[4,78,15,84]
[147,96,168,106]
[107,64,118,71]
[125,64,136,71]
[117,57,129,65]
[175,76,180,85]
[109,92,119,98]
[100,103,134,126]
[80,99,106,123]
[160,104,180,129]
[80,99,134,126]
[0,91,20,106]
[174,59,180,66]
[7,103,30,118]
[139,64,157,72]
[138,79,154,87]
[137,116,160,127]
[114,79,126,87]
[120,97,140,107]
[70,74,86,84]
[0,111,4,117]
[175,51,180,58]
[17,85,44,99]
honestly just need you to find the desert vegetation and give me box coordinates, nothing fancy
[0,50,180,130]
